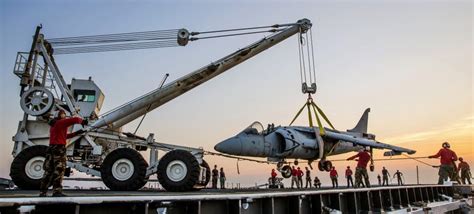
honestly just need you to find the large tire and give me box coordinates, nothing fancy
[157,150,200,192]
[101,148,149,191]
[10,145,48,190]
[201,160,211,187]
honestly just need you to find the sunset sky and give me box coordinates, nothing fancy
[0,0,472,188]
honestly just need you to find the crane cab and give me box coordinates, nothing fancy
[70,77,105,119]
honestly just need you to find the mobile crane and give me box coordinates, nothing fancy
[10,19,312,191]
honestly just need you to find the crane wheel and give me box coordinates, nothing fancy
[101,148,149,191]
[200,160,211,187]
[10,145,48,190]
[20,87,54,116]
[157,150,200,192]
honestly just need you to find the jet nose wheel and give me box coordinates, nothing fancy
[280,165,292,178]
[20,87,54,116]
[318,160,332,172]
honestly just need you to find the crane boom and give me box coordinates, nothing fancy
[91,18,312,130]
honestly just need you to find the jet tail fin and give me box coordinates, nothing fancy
[348,108,370,133]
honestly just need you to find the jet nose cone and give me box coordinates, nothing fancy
[214,137,242,155]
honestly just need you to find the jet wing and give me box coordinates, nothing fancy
[324,131,416,155]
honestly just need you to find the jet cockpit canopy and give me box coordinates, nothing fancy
[240,121,265,135]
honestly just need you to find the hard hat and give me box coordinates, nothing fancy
[442,142,450,148]
[459,157,463,161]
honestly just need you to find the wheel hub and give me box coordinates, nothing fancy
[166,160,188,182]
[25,157,45,179]
[111,159,135,181]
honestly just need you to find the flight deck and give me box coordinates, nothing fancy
[0,184,472,214]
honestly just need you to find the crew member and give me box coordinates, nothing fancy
[345,166,354,188]
[347,148,371,188]
[212,165,219,188]
[458,157,472,184]
[219,167,226,189]
[428,142,458,184]
[377,174,382,186]
[313,176,321,188]
[271,169,277,186]
[40,110,86,197]
[382,167,390,186]
[305,167,312,188]
[330,167,338,188]
[393,170,403,186]
[297,167,304,188]
[291,166,298,188]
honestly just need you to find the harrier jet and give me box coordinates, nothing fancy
[214,108,416,178]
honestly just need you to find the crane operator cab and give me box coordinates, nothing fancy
[70,77,104,119]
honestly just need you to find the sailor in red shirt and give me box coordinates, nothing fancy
[40,110,86,197]
[457,157,472,184]
[347,148,371,188]
[428,142,458,184]
[297,167,304,188]
[291,166,299,188]
[345,166,354,188]
[271,169,277,186]
[329,167,338,188]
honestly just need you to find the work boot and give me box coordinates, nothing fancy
[39,192,47,197]
[52,192,67,197]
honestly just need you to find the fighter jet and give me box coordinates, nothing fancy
[214,108,416,178]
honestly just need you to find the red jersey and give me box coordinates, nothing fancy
[291,168,298,176]
[430,148,457,165]
[345,169,353,176]
[330,169,338,177]
[271,171,277,178]
[49,117,83,145]
[297,169,304,177]
[348,151,371,168]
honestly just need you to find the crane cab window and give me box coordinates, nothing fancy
[74,90,96,102]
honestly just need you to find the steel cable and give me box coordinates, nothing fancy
[54,40,178,54]
[309,29,317,85]
[190,23,295,35]
[190,29,283,41]
[48,29,179,43]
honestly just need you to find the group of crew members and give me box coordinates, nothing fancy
[211,165,226,189]
[269,142,471,189]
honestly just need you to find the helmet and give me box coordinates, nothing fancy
[442,142,450,148]
[459,157,463,161]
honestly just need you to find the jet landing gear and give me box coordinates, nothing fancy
[276,162,292,178]
[318,160,332,172]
